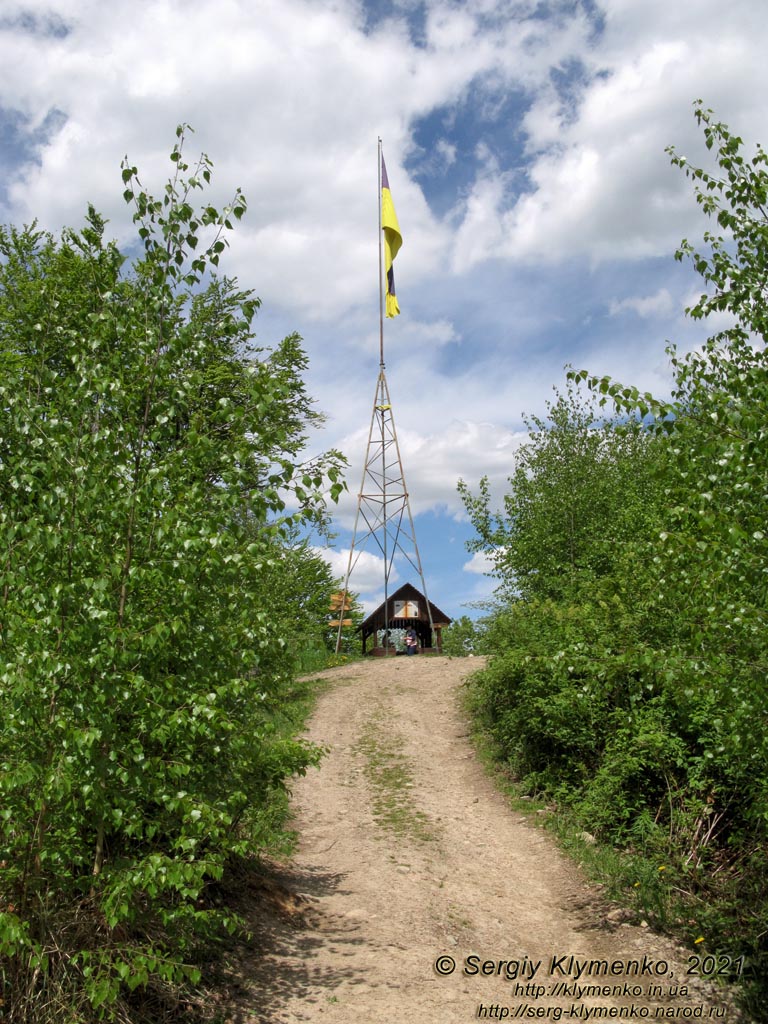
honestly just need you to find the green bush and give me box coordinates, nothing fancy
[0,130,343,1022]
[442,615,488,656]
[461,103,768,1018]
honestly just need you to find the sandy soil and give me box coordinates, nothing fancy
[220,655,743,1023]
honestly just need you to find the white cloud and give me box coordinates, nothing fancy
[315,546,398,596]
[4,0,766,291]
[1,0,766,618]
[463,551,496,575]
[331,417,525,526]
[435,139,457,169]
[609,288,675,319]
[442,0,768,269]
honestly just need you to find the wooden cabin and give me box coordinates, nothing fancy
[359,582,452,655]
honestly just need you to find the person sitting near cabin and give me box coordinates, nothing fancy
[405,627,418,655]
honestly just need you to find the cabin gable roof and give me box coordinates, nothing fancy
[359,582,452,635]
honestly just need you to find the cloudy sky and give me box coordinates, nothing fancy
[1,0,765,620]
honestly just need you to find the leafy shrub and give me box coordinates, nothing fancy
[0,130,343,1022]
[442,614,488,656]
[462,103,768,1018]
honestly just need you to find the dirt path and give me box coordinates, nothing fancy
[222,656,741,1023]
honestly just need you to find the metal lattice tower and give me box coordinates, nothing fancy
[334,139,433,654]
[335,367,433,653]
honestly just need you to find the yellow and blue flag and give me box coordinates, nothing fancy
[381,155,402,317]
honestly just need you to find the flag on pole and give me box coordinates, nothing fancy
[381,155,402,318]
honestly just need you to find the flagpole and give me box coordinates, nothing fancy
[377,137,385,370]
[336,142,434,656]
[377,138,389,649]
[335,140,390,655]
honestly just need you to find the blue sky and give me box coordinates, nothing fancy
[1,0,766,620]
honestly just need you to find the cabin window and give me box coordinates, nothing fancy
[394,599,420,618]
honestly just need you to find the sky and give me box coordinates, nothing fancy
[1,0,766,622]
